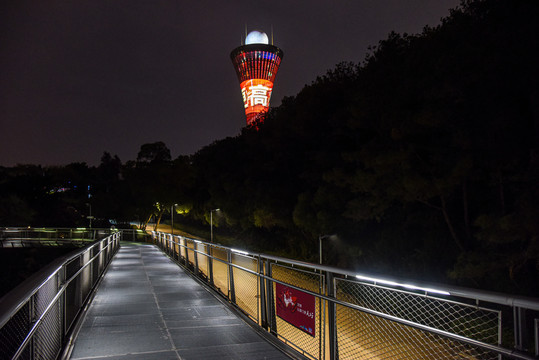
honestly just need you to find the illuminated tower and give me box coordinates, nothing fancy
[230,30,284,126]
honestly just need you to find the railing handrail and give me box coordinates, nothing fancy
[155,231,539,310]
[0,228,119,329]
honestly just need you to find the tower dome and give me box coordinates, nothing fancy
[245,30,269,45]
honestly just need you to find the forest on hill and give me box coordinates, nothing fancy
[1,0,538,296]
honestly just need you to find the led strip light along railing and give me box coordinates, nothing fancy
[355,275,451,296]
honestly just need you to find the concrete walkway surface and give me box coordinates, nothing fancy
[69,242,291,360]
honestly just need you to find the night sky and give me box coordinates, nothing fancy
[1,0,460,166]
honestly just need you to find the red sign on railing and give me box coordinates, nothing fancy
[276,283,316,336]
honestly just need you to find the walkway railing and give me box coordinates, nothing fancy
[151,231,539,360]
[0,228,111,247]
[0,228,121,360]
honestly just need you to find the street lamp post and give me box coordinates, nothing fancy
[319,233,337,360]
[319,234,337,265]
[171,204,177,235]
[210,208,220,243]
[86,203,92,228]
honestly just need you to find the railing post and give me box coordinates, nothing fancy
[534,318,538,357]
[29,279,36,360]
[208,245,214,286]
[184,238,189,266]
[514,306,527,351]
[163,233,167,252]
[258,256,267,329]
[194,241,199,275]
[265,260,275,333]
[326,271,337,360]
[228,249,236,304]
[164,234,168,253]
[60,264,67,341]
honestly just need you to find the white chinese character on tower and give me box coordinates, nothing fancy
[242,87,247,107]
[244,83,271,108]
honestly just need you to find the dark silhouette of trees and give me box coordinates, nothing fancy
[185,0,539,294]
[136,141,172,164]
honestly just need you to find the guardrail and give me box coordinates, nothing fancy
[117,228,153,243]
[0,228,121,360]
[151,231,539,360]
[0,228,110,247]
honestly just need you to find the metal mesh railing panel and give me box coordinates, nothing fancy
[31,271,62,360]
[335,303,499,360]
[65,277,81,332]
[0,302,31,360]
[212,248,229,296]
[270,263,324,360]
[97,243,105,274]
[80,251,92,302]
[34,275,58,316]
[197,243,209,277]
[232,254,259,322]
[173,237,180,259]
[103,240,109,263]
[335,279,500,345]
[65,256,81,279]
[186,240,195,267]
[91,257,99,287]
[34,298,62,360]
[168,235,174,255]
[179,238,187,259]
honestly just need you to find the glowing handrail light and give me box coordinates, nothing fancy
[231,248,249,255]
[356,275,450,296]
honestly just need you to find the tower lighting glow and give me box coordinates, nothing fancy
[231,30,284,126]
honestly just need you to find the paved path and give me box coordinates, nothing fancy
[70,243,291,360]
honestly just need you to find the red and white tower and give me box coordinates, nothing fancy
[230,30,284,126]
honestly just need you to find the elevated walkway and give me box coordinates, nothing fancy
[69,242,291,360]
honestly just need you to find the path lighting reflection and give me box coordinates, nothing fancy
[355,275,450,296]
[210,208,220,243]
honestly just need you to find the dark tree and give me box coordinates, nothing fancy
[136,142,172,164]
